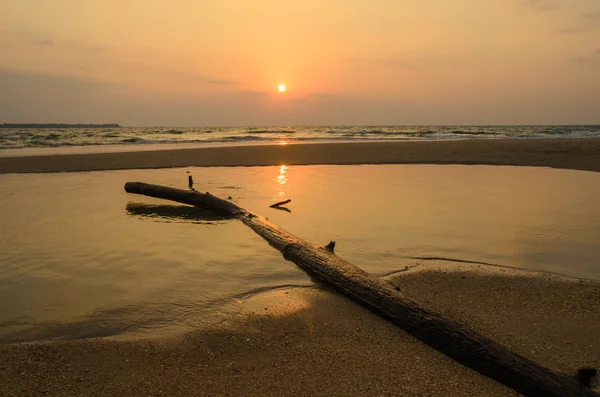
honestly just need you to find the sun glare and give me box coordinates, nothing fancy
[278,84,286,92]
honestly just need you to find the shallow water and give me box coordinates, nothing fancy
[1,164,599,342]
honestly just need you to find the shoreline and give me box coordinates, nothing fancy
[1,138,600,174]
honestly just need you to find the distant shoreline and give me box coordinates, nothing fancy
[1,138,600,174]
[0,123,121,128]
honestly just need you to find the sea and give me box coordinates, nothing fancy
[1,125,600,150]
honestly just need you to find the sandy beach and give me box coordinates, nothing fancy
[1,265,598,396]
[1,138,600,174]
[1,138,600,396]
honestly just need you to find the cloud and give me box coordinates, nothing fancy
[582,11,600,19]
[0,68,105,88]
[570,48,600,63]
[560,28,585,35]
[346,52,430,72]
[32,39,55,47]
[0,25,10,47]
[304,93,338,100]
[122,63,240,90]
[239,90,268,96]
[524,0,561,11]
[201,77,238,85]
[0,28,53,48]
[559,9,600,35]
[527,4,600,34]
[0,69,124,123]
[386,58,428,70]
[0,27,106,53]
[0,69,271,126]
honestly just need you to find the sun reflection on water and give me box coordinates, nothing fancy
[276,165,288,200]
[277,165,288,185]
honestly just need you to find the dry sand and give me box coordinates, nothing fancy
[1,265,599,396]
[1,138,600,174]
[2,138,600,396]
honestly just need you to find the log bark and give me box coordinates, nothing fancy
[124,181,598,397]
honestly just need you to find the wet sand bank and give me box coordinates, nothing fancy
[1,138,600,174]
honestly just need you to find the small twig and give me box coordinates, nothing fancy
[269,199,291,208]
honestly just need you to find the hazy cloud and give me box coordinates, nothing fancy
[32,39,54,47]
[0,28,53,48]
[0,69,266,125]
[524,0,561,11]
[65,42,106,53]
[560,28,585,35]
[304,93,338,101]
[138,66,239,88]
[0,27,106,52]
[0,69,120,97]
[522,3,600,34]
[582,11,600,19]
[203,77,238,85]
[347,52,430,71]
[0,69,124,123]
[386,57,428,70]
[1,66,597,126]
[240,90,268,96]
[570,48,600,63]
[0,25,9,47]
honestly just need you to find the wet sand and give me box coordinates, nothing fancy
[1,138,600,173]
[1,265,599,396]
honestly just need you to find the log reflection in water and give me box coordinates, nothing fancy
[126,202,232,223]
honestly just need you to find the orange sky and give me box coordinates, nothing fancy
[1,0,599,125]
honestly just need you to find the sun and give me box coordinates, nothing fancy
[278,84,286,92]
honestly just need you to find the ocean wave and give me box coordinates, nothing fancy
[25,141,77,148]
[219,135,271,141]
[120,137,149,143]
[2,125,600,150]
[450,130,495,135]
[324,129,499,137]
[244,129,296,134]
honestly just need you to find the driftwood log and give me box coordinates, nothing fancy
[124,182,598,397]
